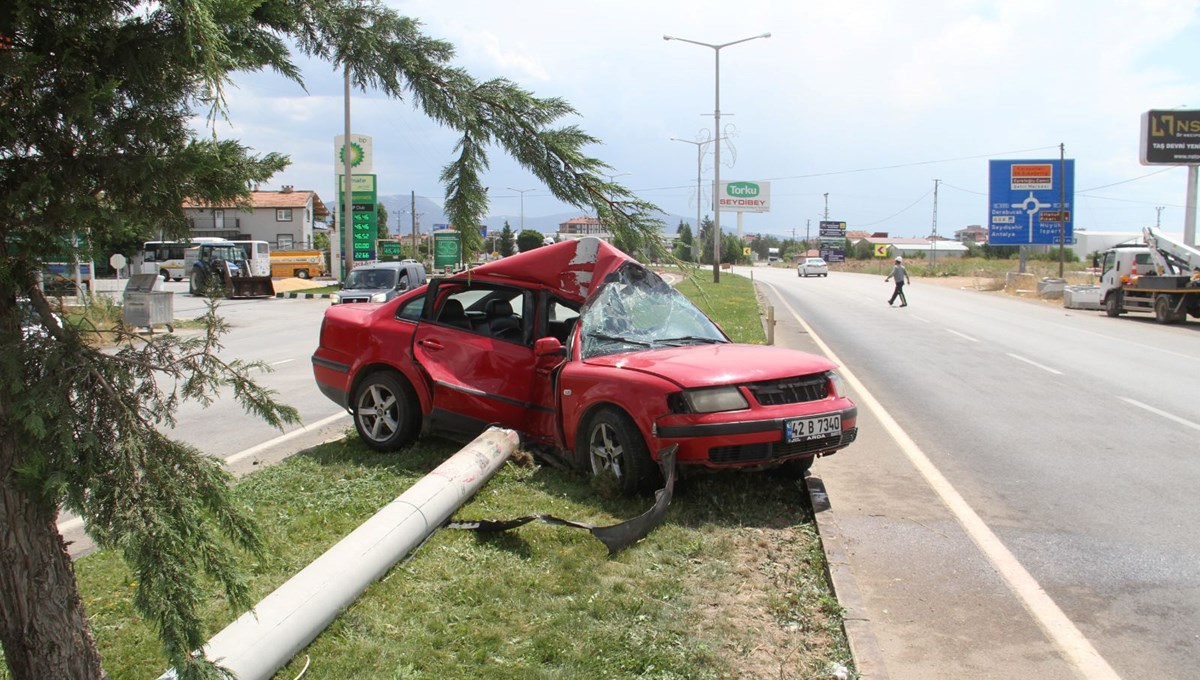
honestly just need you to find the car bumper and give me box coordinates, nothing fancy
[654,404,857,469]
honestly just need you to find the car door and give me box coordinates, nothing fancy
[413,281,537,437]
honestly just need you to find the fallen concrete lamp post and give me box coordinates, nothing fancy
[161,426,520,680]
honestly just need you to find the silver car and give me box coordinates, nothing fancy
[798,257,829,277]
[332,262,427,304]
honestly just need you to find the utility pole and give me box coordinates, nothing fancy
[1156,205,1165,228]
[805,219,810,255]
[410,191,420,262]
[931,178,940,267]
[823,193,829,220]
[1058,143,1066,278]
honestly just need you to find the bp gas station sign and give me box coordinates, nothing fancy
[338,174,378,262]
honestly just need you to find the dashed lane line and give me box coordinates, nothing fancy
[1007,353,1064,376]
[759,280,1121,680]
[1119,397,1200,433]
[946,328,979,342]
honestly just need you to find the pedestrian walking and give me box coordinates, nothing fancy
[885,256,909,307]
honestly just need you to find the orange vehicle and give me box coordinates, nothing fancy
[270,250,326,279]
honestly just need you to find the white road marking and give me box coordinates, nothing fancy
[1006,353,1064,376]
[269,359,295,366]
[57,411,351,534]
[760,280,1121,680]
[946,328,979,342]
[1119,397,1200,433]
[911,315,931,323]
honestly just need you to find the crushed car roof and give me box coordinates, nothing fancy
[450,237,634,302]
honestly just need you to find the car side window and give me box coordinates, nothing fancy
[395,295,423,322]
[432,284,530,345]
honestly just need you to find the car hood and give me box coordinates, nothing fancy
[338,287,391,296]
[582,344,836,389]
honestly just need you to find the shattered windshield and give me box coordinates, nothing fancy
[580,263,728,359]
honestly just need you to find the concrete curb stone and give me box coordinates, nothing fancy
[275,292,334,299]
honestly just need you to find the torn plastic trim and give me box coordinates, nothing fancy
[449,445,678,555]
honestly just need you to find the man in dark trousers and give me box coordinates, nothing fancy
[885,256,910,307]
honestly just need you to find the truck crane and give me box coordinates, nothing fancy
[1099,226,1200,324]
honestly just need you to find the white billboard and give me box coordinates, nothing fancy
[717,180,770,213]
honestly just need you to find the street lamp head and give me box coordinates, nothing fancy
[663,35,674,41]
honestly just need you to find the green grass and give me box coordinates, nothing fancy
[673,269,767,344]
[15,270,853,680]
[298,284,340,295]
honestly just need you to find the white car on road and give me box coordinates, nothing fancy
[798,257,829,277]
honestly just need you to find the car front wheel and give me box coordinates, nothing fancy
[582,407,660,496]
[353,371,420,451]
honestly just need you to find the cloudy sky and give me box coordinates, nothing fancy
[207,0,1200,239]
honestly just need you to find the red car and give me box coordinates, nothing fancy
[312,238,857,495]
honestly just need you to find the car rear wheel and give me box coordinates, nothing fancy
[353,371,420,452]
[296,269,309,279]
[582,407,660,496]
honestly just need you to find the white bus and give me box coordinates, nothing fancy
[140,238,225,281]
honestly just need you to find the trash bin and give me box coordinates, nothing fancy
[123,274,175,332]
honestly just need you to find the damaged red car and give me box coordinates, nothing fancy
[312,237,857,495]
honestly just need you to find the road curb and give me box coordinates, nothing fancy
[806,475,890,680]
[275,291,333,299]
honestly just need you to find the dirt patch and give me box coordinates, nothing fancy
[272,277,327,293]
[689,526,848,679]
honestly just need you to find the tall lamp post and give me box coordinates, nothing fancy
[507,187,534,230]
[664,32,770,283]
[671,136,712,261]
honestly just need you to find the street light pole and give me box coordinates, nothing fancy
[671,136,712,262]
[665,32,770,283]
[507,187,534,230]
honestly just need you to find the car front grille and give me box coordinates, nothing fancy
[708,428,858,464]
[746,374,829,406]
[338,296,371,304]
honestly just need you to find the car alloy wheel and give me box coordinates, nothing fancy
[584,407,660,496]
[353,371,419,452]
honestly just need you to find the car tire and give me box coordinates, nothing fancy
[296,269,309,279]
[774,455,815,479]
[353,371,420,452]
[159,268,170,281]
[582,407,660,496]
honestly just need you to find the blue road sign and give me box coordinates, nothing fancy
[988,159,1075,246]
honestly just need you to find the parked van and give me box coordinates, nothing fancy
[332,262,427,304]
[270,250,326,279]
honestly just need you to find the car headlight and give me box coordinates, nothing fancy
[827,370,844,397]
[370,292,387,302]
[331,293,340,304]
[679,386,749,414]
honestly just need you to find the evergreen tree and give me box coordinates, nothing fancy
[499,221,516,257]
[0,2,665,678]
[377,202,390,239]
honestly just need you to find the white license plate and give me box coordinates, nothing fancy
[784,414,841,443]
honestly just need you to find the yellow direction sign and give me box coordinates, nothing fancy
[874,244,890,258]
[743,247,752,256]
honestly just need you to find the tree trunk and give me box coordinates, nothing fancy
[0,435,107,679]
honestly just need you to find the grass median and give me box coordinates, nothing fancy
[36,268,855,679]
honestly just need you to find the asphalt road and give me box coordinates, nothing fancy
[61,284,348,556]
[737,264,1200,680]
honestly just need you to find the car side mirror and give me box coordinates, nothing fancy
[534,336,565,358]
